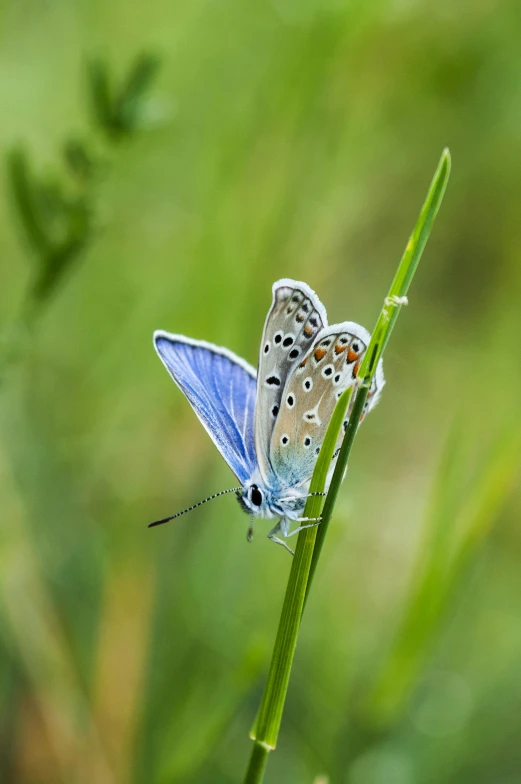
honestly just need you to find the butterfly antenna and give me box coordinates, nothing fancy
[148,487,241,528]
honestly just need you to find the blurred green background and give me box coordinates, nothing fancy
[1,1,521,782]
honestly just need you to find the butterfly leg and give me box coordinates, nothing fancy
[285,518,322,538]
[267,520,295,555]
[277,492,326,503]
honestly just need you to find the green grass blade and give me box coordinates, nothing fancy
[362,426,521,727]
[244,149,451,782]
[307,148,451,599]
[249,386,353,750]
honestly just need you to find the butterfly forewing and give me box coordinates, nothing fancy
[270,322,385,489]
[254,279,327,482]
[154,332,258,485]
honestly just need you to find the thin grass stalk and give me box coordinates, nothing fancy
[248,388,354,751]
[363,426,521,727]
[307,148,451,598]
[243,149,451,783]
[243,741,269,784]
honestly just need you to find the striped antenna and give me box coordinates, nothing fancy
[148,487,241,528]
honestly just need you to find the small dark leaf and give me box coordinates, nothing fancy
[32,195,93,302]
[6,146,53,259]
[113,52,162,135]
[63,138,95,182]
[86,57,116,138]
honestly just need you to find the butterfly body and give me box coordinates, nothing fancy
[154,279,384,552]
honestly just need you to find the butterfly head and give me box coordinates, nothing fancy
[237,480,273,518]
[237,476,307,522]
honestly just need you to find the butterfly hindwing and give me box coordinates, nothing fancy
[270,322,385,489]
[254,279,327,483]
[154,332,258,484]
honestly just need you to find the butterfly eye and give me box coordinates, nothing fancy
[249,485,263,507]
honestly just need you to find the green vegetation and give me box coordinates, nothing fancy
[1,3,520,783]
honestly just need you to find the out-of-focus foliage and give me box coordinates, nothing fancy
[0,51,160,386]
[0,1,520,783]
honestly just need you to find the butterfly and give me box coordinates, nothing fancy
[152,279,384,553]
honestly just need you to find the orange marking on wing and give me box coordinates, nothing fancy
[299,356,308,368]
[353,360,360,376]
[304,324,313,337]
[314,347,327,362]
[347,348,359,363]
[335,344,346,354]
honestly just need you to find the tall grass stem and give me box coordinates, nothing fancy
[243,149,450,783]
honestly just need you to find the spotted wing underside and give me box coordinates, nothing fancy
[254,279,327,484]
[270,322,385,490]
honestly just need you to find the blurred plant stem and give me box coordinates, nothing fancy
[0,52,162,388]
[0,448,117,783]
[360,423,521,728]
[243,149,451,783]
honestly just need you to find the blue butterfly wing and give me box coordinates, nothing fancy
[154,331,258,485]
